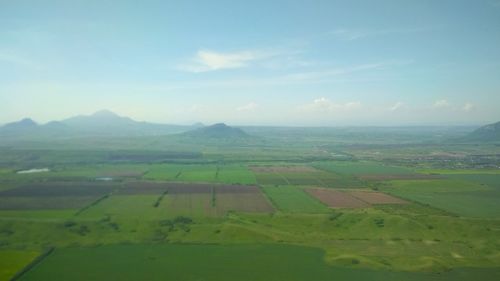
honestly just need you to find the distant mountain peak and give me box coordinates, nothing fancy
[2,118,37,129]
[91,109,120,118]
[183,123,249,139]
[18,118,37,125]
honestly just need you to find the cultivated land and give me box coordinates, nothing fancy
[0,127,500,280]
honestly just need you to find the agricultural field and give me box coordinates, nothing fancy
[381,179,500,218]
[262,186,329,213]
[250,165,341,187]
[143,164,256,185]
[1,151,500,280]
[0,182,117,210]
[17,244,500,281]
[305,188,409,209]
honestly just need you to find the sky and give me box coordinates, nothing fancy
[1,0,500,126]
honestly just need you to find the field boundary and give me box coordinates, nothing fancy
[153,190,169,207]
[10,247,55,281]
[74,193,111,216]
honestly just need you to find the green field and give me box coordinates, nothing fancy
[18,244,500,281]
[381,179,500,218]
[262,186,329,213]
[1,140,500,279]
[0,250,39,281]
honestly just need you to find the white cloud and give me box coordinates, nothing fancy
[300,97,362,113]
[236,102,258,112]
[463,102,474,112]
[179,49,276,73]
[389,102,404,111]
[432,99,450,109]
[281,60,412,82]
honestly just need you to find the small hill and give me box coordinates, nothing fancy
[464,121,500,142]
[183,123,249,139]
[2,118,38,130]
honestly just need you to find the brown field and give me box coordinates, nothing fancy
[163,193,215,217]
[348,191,408,204]
[216,185,274,214]
[0,196,97,210]
[306,188,370,208]
[167,183,212,194]
[358,174,443,181]
[216,185,260,193]
[0,182,116,197]
[118,181,169,195]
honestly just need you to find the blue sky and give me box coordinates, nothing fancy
[1,0,500,126]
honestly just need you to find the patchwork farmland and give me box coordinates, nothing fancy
[1,158,500,280]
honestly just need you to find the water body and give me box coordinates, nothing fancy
[17,168,50,174]
[95,177,114,181]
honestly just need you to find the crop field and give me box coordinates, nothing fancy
[381,179,500,218]
[0,182,117,210]
[358,174,443,181]
[262,186,329,213]
[304,189,408,208]
[313,161,414,175]
[78,183,273,218]
[17,244,500,281]
[0,250,39,281]
[215,165,257,184]
[306,188,370,208]
[215,185,274,214]
[143,164,257,185]
[253,172,289,185]
[250,165,340,186]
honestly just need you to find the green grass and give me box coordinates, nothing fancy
[216,165,257,185]
[0,250,39,281]
[381,179,500,218]
[262,186,329,213]
[77,195,165,220]
[18,244,500,281]
[419,169,500,175]
[0,210,76,220]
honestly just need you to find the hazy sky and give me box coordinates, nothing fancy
[1,0,500,126]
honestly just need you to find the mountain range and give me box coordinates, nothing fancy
[0,110,200,137]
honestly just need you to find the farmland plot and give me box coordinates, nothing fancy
[348,191,408,205]
[262,186,329,213]
[306,189,369,208]
[215,185,274,214]
[0,182,117,210]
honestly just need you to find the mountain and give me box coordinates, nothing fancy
[463,121,500,142]
[62,109,136,129]
[183,123,249,139]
